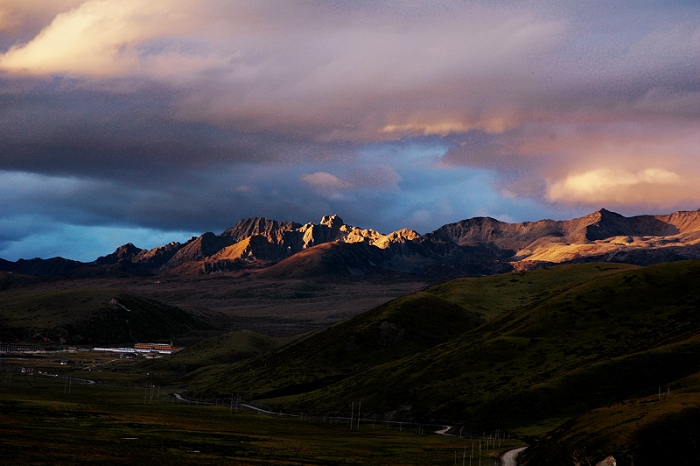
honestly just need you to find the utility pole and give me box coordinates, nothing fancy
[350,401,354,429]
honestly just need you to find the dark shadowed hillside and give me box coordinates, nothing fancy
[0,289,208,345]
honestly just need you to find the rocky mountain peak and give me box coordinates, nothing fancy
[589,208,624,223]
[320,214,344,229]
[95,242,143,265]
[223,217,300,244]
[388,229,420,241]
[115,242,140,254]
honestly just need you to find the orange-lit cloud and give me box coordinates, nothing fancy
[381,115,518,136]
[0,0,208,76]
[0,1,86,36]
[546,168,687,205]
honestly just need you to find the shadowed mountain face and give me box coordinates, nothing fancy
[4,209,700,279]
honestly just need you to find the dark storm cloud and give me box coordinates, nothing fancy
[0,76,356,178]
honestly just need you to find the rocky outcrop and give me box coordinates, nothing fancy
[222,217,301,244]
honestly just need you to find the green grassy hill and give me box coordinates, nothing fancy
[185,289,486,399]
[186,262,638,404]
[0,288,208,345]
[146,329,289,373]
[186,261,700,464]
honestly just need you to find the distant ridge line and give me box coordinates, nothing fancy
[2,208,700,280]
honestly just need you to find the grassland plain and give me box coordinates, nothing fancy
[0,274,428,337]
[0,369,523,465]
[184,261,700,464]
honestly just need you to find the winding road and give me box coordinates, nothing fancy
[434,425,452,435]
[38,371,96,385]
[173,394,300,416]
[500,447,527,466]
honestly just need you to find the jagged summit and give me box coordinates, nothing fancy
[5,208,700,279]
[95,242,142,265]
[222,217,301,243]
[320,214,344,228]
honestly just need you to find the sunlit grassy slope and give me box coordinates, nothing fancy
[184,261,700,464]
[0,288,208,345]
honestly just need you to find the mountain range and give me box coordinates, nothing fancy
[4,208,700,280]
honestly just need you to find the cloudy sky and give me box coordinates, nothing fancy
[1,1,699,261]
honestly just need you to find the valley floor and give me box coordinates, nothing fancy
[5,275,428,337]
[0,367,524,465]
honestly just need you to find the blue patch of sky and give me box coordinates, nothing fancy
[0,221,198,262]
[364,135,671,227]
[355,141,571,232]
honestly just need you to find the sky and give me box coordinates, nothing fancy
[0,0,699,261]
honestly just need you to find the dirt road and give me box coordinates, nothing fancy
[500,447,527,466]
